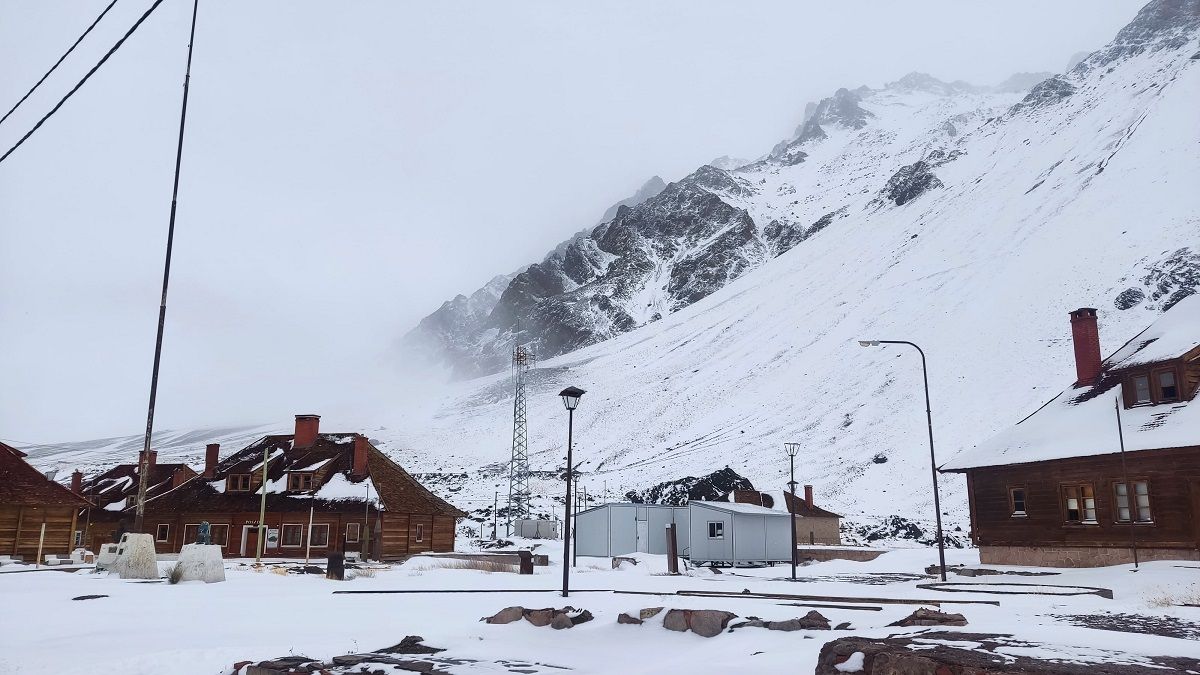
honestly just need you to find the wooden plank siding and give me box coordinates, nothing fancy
[0,505,78,561]
[966,445,1200,551]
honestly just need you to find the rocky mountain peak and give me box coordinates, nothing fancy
[885,72,978,96]
[1080,0,1199,68]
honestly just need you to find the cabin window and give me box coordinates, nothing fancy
[310,524,330,547]
[1062,484,1097,524]
[74,530,83,547]
[1115,481,1153,523]
[1131,375,1152,405]
[281,524,303,547]
[155,524,170,542]
[228,474,252,492]
[415,524,425,543]
[1157,371,1178,402]
[346,522,361,543]
[1009,488,1026,517]
[707,521,724,539]
[183,523,229,547]
[288,472,314,492]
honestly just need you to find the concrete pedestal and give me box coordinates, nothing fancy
[178,544,225,583]
[113,533,159,580]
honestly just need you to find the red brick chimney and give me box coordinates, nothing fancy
[71,470,83,494]
[1070,307,1102,387]
[171,468,190,489]
[204,443,220,478]
[804,484,814,510]
[138,449,158,471]
[294,414,321,448]
[352,434,370,478]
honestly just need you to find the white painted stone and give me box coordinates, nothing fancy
[113,533,159,580]
[177,544,225,583]
[95,543,120,571]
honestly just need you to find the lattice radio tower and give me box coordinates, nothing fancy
[506,342,534,535]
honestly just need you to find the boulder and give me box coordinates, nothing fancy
[177,543,225,583]
[484,606,525,624]
[639,607,664,619]
[731,611,830,632]
[663,609,737,638]
[379,636,445,655]
[550,615,574,630]
[617,613,643,625]
[525,609,554,627]
[887,607,967,627]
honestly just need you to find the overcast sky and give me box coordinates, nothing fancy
[0,1,1141,443]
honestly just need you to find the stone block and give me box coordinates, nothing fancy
[178,543,225,583]
[112,533,158,580]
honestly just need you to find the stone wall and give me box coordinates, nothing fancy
[795,547,884,563]
[796,517,841,546]
[980,545,1200,567]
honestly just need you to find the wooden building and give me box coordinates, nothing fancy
[78,451,197,552]
[942,299,1200,567]
[0,442,90,562]
[732,487,843,545]
[110,414,465,559]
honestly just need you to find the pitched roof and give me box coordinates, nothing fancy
[81,461,194,511]
[142,432,464,518]
[0,442,90,507]
[943,297,1200,471]
[691,500,791,516]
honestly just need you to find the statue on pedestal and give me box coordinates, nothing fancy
[197,521,212,545]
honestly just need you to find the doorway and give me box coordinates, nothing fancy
[241,525,259,557]
[636,519,648,553]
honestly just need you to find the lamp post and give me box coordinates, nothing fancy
[559,386,585,597]
[784,442,800,581]
[857,339,947,582]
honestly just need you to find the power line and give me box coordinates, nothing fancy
[0,0,167,166]
[0,0,120,129]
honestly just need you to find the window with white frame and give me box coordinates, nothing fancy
[1009,487,1027,517]
[155,524,170,542]
[74,530,83,547]
[281,524,303,547]
[1131,375,1152,404]
[228,474,252,492]
[346,522,361,543]
[1158,371,1179,402]
[1115,481,1153,523]
[1062,484,1097,524]
[415,524,424,542]
[707,521,724,539]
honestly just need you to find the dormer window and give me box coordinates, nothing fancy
[288,472,314,492]
[1158,371,1178,402]
[228,474,252,492]
[1131,374,1151,405]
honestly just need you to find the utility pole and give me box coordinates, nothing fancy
[133,0,201,533]
[1115,397,1140,570]
[255,444,268,563]
[493,491,498,540]
[507,343,533,536]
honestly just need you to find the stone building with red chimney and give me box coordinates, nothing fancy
[94,414,464,560]
[942,298,1200,566]
[732,486,842,546]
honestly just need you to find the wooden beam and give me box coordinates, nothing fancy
[12,506,23,556]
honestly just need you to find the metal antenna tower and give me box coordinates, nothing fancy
[506,341,534,535]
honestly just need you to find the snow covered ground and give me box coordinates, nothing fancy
[3,545,1199,674]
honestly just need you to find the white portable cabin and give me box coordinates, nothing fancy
[574,503,691,557]
[687,501,793,567]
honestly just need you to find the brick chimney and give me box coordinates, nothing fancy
[294,414,321,448]
[352,434,370,478]
[1070,307,1102,387]
[138,449,158,471]
[804,484,814,510]
[71,470,83,494]
[171,468,190,489]
[204,443,220,478]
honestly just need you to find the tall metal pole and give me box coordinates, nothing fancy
[562,408,574,597]
[255,444,268,563]
[874,340,946,581]
[493,491,498,540]
[133,0,201,533]
[1115,397,1139,570]
[304,493,314,567]
[788,455,798,581]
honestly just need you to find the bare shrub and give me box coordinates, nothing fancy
[167,562,184,585]
[354,567,377,578]
[1146,584,1200,607]
[407,558,515,574]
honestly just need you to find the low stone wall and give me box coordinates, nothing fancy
[795,547,885,563]
[980,545,1200,568]
[411,552,549,567]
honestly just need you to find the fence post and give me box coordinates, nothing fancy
[666,522,680,575]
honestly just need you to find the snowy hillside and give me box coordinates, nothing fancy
[23,0,1200,543]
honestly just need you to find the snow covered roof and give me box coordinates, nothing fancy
[0,442,90,507]
[690,500,791,516]
[943,297,1200,471]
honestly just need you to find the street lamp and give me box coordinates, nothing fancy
[857,339,947,582]
[784,442,800,582]
[559,386,585,597]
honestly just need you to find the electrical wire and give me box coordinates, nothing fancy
[0,0,120,128]
[0,0,166,166]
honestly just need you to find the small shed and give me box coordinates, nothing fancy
[687,501,793,567]
[575,503,690,557]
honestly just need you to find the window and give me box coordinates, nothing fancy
[414,524,424,542]
[281,524,303,547]
[346,522,361,544]
[1009,487,1027,517]
[288,472,314,492]
[1131,375,1152,404]
[1062,484,1097,524]
[707,521,724,539]
[155,524,170,542]
[183,524,229,547]
[310,524,329,547]
[1115,481,1153,523]
[1158,371,1179,402]
[74,530,83,547]
[228,474,252,492]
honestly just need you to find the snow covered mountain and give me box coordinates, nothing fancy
[24,0,1200,544]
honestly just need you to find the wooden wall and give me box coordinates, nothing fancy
[967,446,1200,551]
[0,505,78,562]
